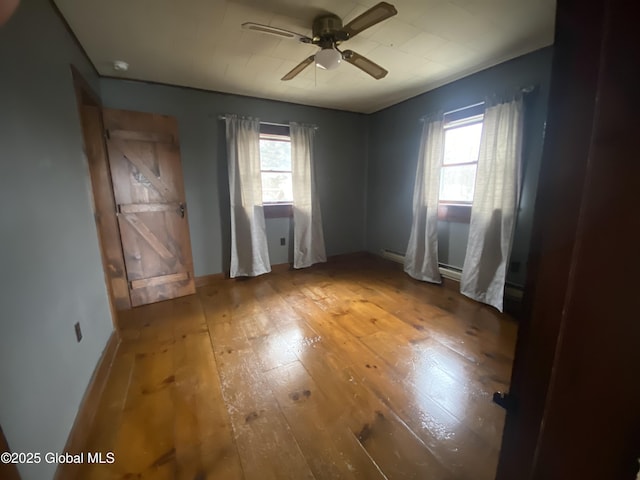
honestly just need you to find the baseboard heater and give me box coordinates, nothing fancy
[379,249,523,301]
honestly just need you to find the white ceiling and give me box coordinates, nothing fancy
[54,0,556,114]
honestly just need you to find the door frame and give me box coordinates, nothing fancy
[71,66,131,330]
[0,424,20,480]
[496,0,640,477]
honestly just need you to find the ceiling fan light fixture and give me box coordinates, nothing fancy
[315,48,342,70]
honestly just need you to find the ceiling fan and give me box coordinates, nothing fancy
[242,2,398,81]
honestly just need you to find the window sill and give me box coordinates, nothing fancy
[264,203,293,218]
[438,203,471,223]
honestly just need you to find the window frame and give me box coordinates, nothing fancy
[259,124,293,218]
[438,106,485,223]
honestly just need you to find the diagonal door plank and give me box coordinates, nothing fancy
[112,139,174,200]
[121,213,175,261]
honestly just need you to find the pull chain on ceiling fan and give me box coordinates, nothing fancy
[242,2,398,81]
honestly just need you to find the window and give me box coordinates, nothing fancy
[259,125,292,204]
[439,113,483,203]
[259,124,293,218]
[437,106,484,222]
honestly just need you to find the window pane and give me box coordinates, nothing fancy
[439,164,477,202]
[260,139,291,171]
[261,172,293,203]
[443,122,483,165]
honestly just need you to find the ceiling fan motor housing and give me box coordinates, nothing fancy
[312,14,348,44]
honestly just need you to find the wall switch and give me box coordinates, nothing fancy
[74,322,83,343]
[280,237,286,246]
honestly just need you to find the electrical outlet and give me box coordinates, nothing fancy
[74,322,83,343]
[280,237,286,246]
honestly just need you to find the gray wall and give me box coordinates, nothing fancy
[366,47,553,286]
[0,2,114,479]
[99,79,368,276]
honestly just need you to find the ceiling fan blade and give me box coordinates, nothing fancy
[242,22,312,43]
[342,50,388,79]
[342,2,398,38]
[282,55,315,81]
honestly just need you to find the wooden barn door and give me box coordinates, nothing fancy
[103,109,195,307]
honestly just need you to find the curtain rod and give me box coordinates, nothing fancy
[217,115,318,130]
[419,85,536,122]
[419,102,484,123]
[444,101,485,117]
[217,115,287,127]
[262,121,289,127]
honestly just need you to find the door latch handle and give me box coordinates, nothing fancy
[493,391,517,411]
[179,203,185,218]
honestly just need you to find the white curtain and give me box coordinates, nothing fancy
[460,98,523,311]
[404,117,444,283]
[225,115,271,277]
[290,122,327,269]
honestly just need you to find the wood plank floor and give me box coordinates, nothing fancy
[74,255,517,480]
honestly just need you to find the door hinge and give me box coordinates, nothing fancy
[493,391,517,411]
[104,129,110,140]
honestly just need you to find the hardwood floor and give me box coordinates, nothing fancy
[73,255,517,479]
